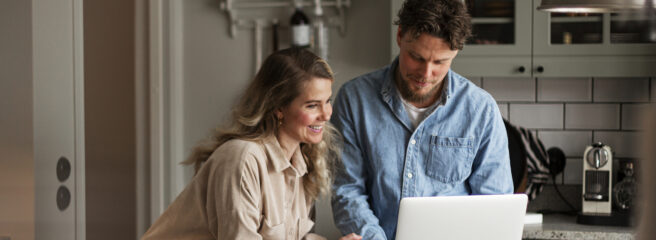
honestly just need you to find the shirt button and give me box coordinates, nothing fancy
[410,139,416,145]
[407,173,413,178]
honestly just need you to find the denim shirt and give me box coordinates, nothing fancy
[330,59,513,240]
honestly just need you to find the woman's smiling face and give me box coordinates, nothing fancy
[277,77,333,146]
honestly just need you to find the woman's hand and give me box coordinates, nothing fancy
[338,233,362,240]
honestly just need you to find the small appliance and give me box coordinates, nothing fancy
[581,142,613,215]
[577,142,633,226]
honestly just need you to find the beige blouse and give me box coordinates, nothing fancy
[142,135,326,240]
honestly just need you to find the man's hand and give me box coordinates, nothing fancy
[338,233,363,240]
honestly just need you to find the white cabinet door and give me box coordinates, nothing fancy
[33,0,85,239]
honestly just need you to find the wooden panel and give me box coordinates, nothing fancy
[452,56,532,77]
[33,0,85,239]
[533,55,656,77]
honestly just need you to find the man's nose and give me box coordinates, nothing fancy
[419,62,433,79]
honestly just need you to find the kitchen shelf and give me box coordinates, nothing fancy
[551,16,602,23]
[472,17,514,24]
[219,0,350,37]
[611,14,655,22]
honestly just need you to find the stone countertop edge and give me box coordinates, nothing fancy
[522,214,636,240]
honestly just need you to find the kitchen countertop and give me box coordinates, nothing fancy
[523,213,636,240]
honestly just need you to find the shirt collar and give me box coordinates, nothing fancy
[381,58,413,131]
[262,134,308,176]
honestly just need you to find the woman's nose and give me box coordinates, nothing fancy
[320,104,332,121]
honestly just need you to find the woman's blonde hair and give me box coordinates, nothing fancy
[183,48,341,201]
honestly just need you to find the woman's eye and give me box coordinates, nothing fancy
[307,104,318,109]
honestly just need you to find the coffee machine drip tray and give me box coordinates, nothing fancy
[584,170,609,202]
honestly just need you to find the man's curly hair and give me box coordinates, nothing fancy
[394,0,472,50]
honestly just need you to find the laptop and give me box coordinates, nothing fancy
[395,194,528,240]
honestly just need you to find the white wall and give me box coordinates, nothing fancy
[0,0,34,239]
[181,0,391,238]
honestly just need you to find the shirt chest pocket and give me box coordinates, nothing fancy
[426,136,474,183]
[259,217,286,240]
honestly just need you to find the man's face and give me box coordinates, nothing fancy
[396,28,459,106]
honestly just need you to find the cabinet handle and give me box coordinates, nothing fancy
[518,66,525,73]
[536,66,544,73]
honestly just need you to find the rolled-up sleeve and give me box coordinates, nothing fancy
[330,87,388,240]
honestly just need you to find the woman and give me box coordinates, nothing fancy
[142,48,360,240]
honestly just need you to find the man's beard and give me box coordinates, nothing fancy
[396,73,441,104]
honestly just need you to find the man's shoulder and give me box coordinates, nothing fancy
[450,71,496,105]
[339,64,391,95]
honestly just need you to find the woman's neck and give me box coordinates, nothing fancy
[275,132,300,161]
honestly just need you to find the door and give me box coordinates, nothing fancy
[33,0,86,239]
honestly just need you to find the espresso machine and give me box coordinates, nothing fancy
[581,142,613,215]
[577,142,632,226]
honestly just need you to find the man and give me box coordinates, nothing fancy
[330,0,513,239]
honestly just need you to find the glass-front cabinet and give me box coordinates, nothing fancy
[439,0,656,77]
[453,0,533,77]
[462,0,531,55]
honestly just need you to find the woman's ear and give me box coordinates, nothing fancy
[274,109,283,120]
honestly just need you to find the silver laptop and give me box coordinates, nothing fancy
[395,194,528,240]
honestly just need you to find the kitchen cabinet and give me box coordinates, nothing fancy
[391,0,656,77]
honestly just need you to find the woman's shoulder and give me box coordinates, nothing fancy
[205,138,268,173]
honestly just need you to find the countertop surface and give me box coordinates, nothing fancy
[523,213,636,240]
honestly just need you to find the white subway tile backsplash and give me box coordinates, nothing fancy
[563,158,583,185]
[497,103,508,119]
[593,131,643,158]
[509,104,563,129]
[550,172,563,185]
[537,77,591,102]
[565,104,620,130]
[593,77,649,102]
[621,104,648,130]
[480,75,649,210]
[483,77,535,102]
[538,131,592,157]
[466,76,482,87]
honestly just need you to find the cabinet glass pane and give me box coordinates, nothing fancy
[611,12,656,44]
[550,13,603,44]
[465,0,515,45]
